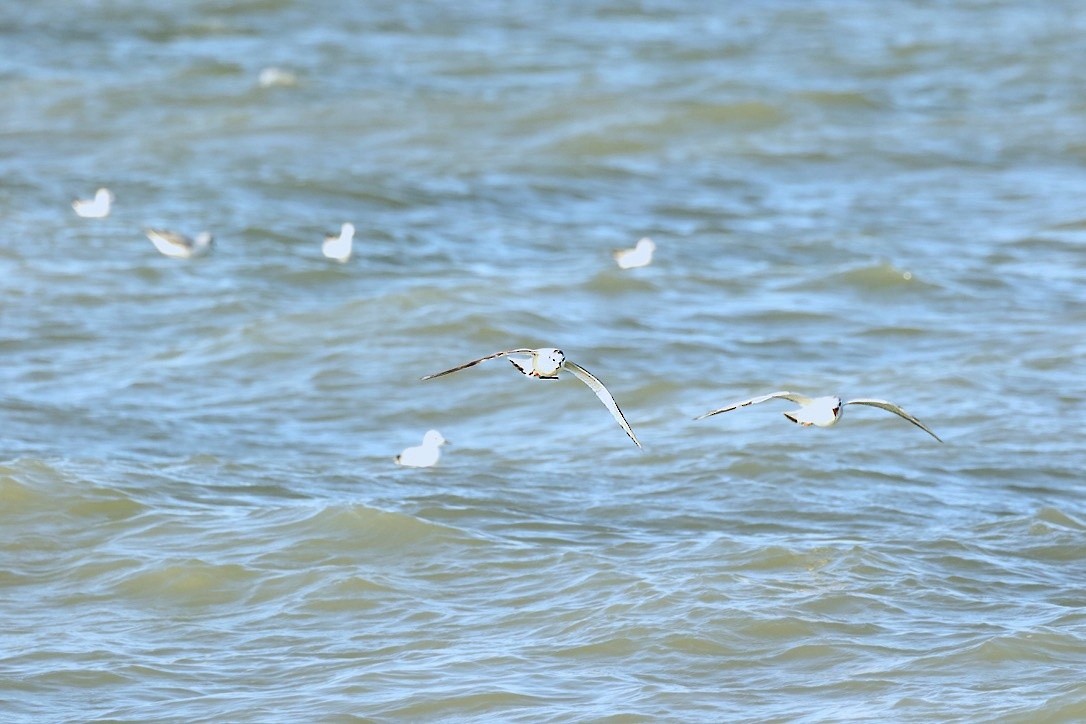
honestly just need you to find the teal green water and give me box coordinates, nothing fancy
[2,1,1085,721]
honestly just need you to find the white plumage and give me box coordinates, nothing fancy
[696,391,942,442]
[395,430,448,468]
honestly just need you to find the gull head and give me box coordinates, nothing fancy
[422,429,447,447]
[325,222,354,243]
[189,232,214,256]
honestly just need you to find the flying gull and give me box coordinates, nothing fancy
[422,347,642,448]
[695,391,942,442]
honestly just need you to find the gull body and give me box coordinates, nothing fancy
[72,188,113,218]
[322,222,354,262]
[395,429,448,468]
[145,228,214,259]
[696,391,942,442]
[613,237,655,269]
[421,347,642,448]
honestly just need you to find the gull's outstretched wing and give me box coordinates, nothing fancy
[694,391,812,420]
[563,361,642,449]
[420,349,536,381]
[844,398,943,442]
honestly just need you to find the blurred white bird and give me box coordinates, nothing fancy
[72,188,113,218]
[613,237,655,269]
[422,347,642,448]
[257,66,297,88]
[395,429,448,468]
[144,228,214,259]
[696,391,942,442]
[322,222,354,262]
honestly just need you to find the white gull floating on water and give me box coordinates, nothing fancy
[695,391,942,442]
[613,237,655,269]
[395,429,448,468]
[421,347,642,448]
[322,222,354,262]
[144,228,214,259]
[72,188,113,218]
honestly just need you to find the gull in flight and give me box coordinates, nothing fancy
[72,188,113,218]
[421,347,642,448]
[322,222,354,262]
[613,237,655,269]
[395,429,448,468]
[145,228,214,259]
[695,391,942,442]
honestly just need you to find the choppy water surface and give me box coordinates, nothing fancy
[2,1,1085,721]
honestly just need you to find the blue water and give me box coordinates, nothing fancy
[2,1,1085,721]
